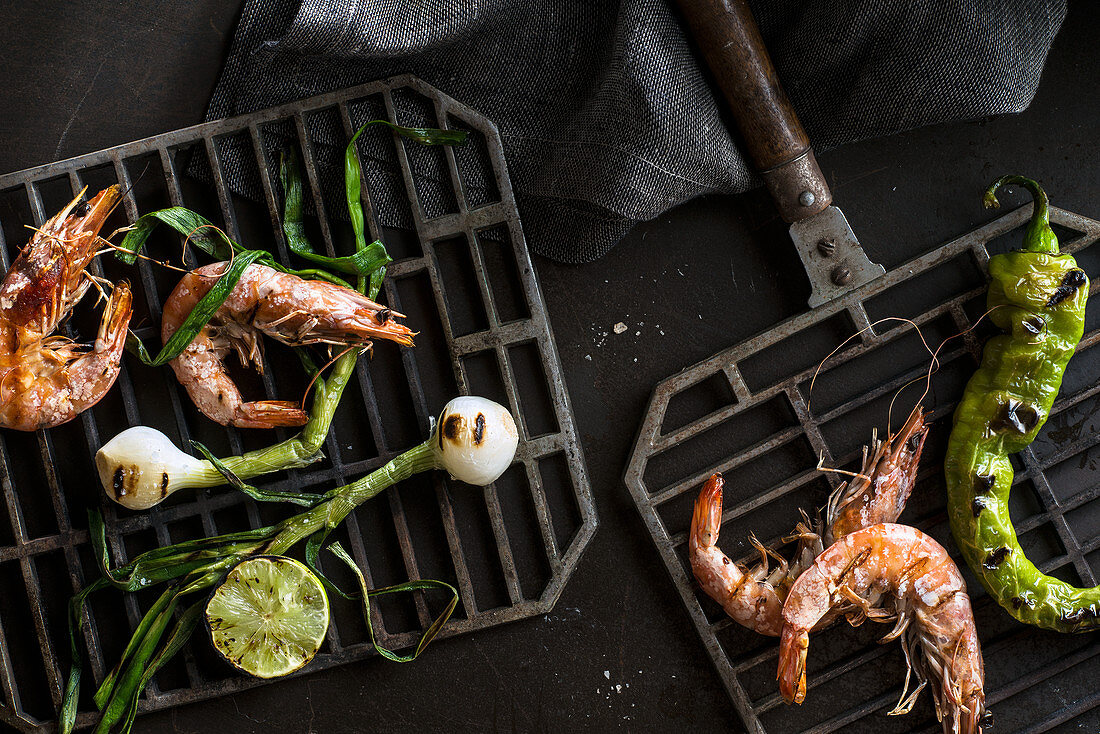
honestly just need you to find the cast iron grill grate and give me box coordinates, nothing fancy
[0,75,595,732]
[625,205,1100,733]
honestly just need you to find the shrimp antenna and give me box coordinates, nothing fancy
[23,224,84,245]
[23,225,112,289]
[299,345,359,409]
[814,450,872,483]
[808,316,938,415]
[127,160,153,194]
[93,236,189,273]
[885,305,1007,429]
[84,272,113,304]
[90,163,152,225]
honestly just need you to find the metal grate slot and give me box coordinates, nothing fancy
[626,205,1100,733]
[0,75,595,732]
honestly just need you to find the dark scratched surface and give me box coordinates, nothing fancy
[1,1,1099,732]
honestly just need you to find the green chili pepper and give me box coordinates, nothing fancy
[945,175,1098,632]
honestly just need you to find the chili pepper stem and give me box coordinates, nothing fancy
[984,175,1058,254]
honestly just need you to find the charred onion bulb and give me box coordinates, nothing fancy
[95,427,226,510]
[432,396,519,485]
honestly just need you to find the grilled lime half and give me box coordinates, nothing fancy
[205,555,329,679]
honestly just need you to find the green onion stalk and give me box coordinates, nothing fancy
[95,347,367,511]
[65,394,518,734]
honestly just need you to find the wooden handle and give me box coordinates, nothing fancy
[675,0,831,221]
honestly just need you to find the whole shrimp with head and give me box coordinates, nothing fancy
[778,523,987,734]
[162,263,414,428]
[0,186,132,431]
[689,405,928,636]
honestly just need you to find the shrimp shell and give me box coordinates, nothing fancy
[778,523,986,734]
[0,186,132,431]
[161,263,414,428]
[825,405,928,545]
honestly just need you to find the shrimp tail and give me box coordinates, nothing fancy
[777,627,808,704]
[691,473,723,549]
[98,281,132,347]
[234,400,309,429]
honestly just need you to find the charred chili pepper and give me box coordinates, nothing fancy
[945,175,1098,632]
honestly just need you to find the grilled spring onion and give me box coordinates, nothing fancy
[64,396,516,734]
[96,393,519,511]
[95,425,323,510]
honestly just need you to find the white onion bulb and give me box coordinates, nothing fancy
[431,396,518,485]
[96,427,214,510]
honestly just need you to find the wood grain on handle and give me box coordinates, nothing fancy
[675,0,831,221]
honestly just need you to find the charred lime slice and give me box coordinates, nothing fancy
[205,556,329,678]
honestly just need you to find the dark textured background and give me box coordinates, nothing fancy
[0,1,1098,732]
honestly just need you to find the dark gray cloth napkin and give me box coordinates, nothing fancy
[205,0,1066,263]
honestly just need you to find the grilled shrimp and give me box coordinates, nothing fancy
[0,186,132,431]
[778,523,986,734]
[689,407,927,636]
[690,474,790,636]
[162,263,414,428]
